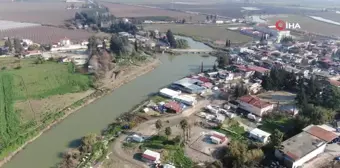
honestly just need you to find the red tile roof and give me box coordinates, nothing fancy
[142,154,157,161]
[305,126,338,142]
[238,95,272,109]
[164,101,182,113]
[235,65,269,73]
[329,79,340,87]
[286,151,300,161]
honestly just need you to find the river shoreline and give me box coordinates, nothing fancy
[0,58,161,168]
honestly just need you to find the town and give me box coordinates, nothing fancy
[0,0,340,168]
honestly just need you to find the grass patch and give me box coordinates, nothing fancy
[150,95,168,103]
[8,61,92,100]
[258,114,294,134]
[0,58,93,160]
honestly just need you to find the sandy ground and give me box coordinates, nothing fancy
[104,98,225,168]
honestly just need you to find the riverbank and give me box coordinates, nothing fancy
[0,58,161,168]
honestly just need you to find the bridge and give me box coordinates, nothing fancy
[169,49,213,54]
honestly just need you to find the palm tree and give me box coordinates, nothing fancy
[155,119,162,134]
[180,119,188,142]
[165,127,172,139]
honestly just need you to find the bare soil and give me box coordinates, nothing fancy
[0,2,81,26]
[100,2,205,21]
[15,90,95,122]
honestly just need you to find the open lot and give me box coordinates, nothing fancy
[266,14,340,37]
[0,57,93,123]
[0,26,92,44]
[143,23,253,43]
[100,2,205,21]
[0,2,81,26]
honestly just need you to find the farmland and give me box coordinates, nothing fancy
[0,26,93,44]
[143,23,253,44]
[0,2,81,26]
[266,14,340,37]
[100,2,205,21]
[0,57,93,159]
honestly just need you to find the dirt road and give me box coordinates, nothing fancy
[106,99,211,168]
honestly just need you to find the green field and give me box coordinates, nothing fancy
[143,23,253,44]
[0,57,92,159]
[267,14,340,37]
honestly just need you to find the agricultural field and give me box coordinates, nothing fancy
[0,57,93,159]
[0,20,40,31]
[266,14,340,37]
[143,23,253,43]
[100,2,205,22]
[0,26,93,44]
[0,2,82,26]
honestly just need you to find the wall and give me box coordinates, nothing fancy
[238,101,273,116]
[292,143,326,168]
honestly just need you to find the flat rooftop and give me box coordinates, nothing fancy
[281,131,325,161]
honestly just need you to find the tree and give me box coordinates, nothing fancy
[206,15,210,21]
[270,129,284,150]
[13,38,23,54]
[165,127,172,139]
[216,52,230,68]
[180,119,188,141]
[182,18,186,24]
[155,119,163,133]
[134,40,138,52]
[110,35,125,56]
[81,133,97,153]
[166,29,177,48]
[88,36,99,55]
[225,141,264,168]
[207,160,223,168]
[213,64,217,71]
[28,44,40,51]
[4,38,12,52]
[175,39,189,49]
[233,84,248,98]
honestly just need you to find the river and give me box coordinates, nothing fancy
[3,36,216,168]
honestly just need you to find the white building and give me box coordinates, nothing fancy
[142,149,161,163]
[210,131,227,144]
[237,95,274,117]
[215,20,224,24]
[22,39,33,46]
[159,88,181,99]
[174,95,197,106]
[60,37,71,46]
[248,128,271,143]
[277,30,291,43]
[275,125,338,168]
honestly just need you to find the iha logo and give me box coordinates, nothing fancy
[275,20,301,31]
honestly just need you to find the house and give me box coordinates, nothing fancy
[174,95,197,106]
[142,149,161,163]
[164,101,184,113]
[248,128,271,143]
[210,131,227,144]
[60,37,71,46]
[275,125,338,168]
[237,95,274,117]
[170,78,206,94]
[163,164,176,168]
[159,88,181,99]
